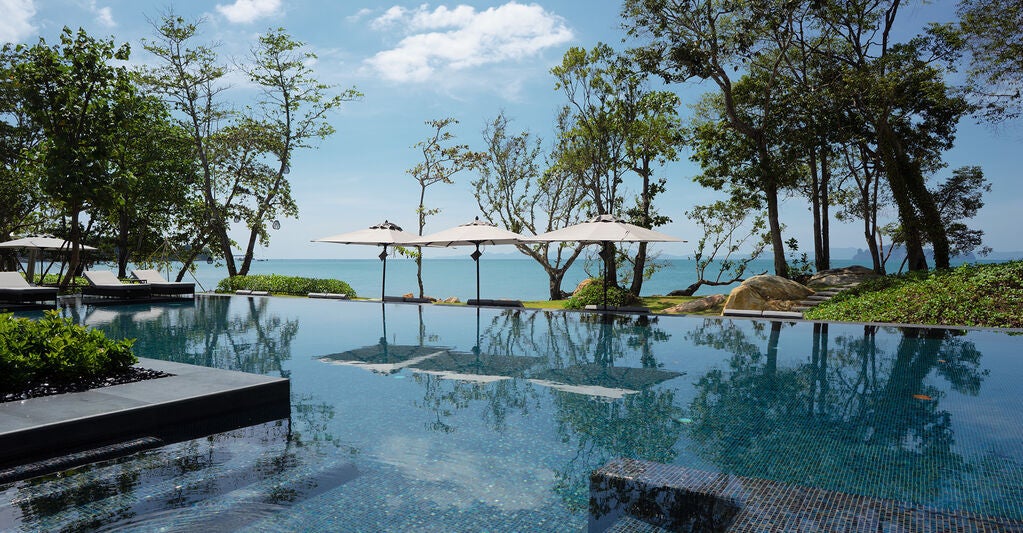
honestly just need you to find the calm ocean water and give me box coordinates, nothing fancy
[170,257,862,300]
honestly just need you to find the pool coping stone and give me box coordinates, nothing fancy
[0,358,290,477]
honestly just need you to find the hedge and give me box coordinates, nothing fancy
[216,274,357,297]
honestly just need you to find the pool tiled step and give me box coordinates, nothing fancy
[590,458,1022,532]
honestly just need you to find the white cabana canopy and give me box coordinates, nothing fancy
[0,236,98,283]
[525,215,685,309]
[313,220,419,301]
[408,217,526,303]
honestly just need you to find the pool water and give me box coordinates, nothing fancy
[2,296,1023,531]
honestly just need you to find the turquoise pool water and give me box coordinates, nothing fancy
[2,295,1023,530]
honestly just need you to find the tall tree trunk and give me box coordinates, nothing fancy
[116,208,130,278]
[877,124,928,271]
[630,242,648,296]
[548,268,567,300]
[819,149,831,270]
[61,208,82,291]
[810,150,824,271]
[765,182,788,278]
[907,173,951,269]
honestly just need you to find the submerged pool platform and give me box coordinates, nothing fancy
[590,458,1022,532]
[0,358,290,483]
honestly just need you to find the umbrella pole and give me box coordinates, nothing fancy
[380,244,388,301]
[474,242,481,303]
[602,241,610,310]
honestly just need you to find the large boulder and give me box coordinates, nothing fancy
[723,275,814,312]
[573,277,599,295]
[665,293,726,313]
[807,265,879,288]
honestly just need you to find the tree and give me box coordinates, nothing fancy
[408,118,482,298]
[813,1,970,271]
[140,13,235,280]
[9,27,133,289]
[234,28,360,276]
[0,45,45,259]
[551,43,679,294]
[622,90,681,296]
[957,0,1023,120]
[473,112,587,299]
[103,88,195,278]
[930,166,991,258]
[678,199,770,296]
[624,0,806,278]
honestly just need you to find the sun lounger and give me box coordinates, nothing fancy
[308,292,350,299]
[467,298,524,308]
[82,270,152,300]
[584,304,650,314]
[131,269,195,297]
[0,271,58,306]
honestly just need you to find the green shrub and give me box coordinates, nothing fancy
[564,278,641,309]
[805,261,1023,328]
[216,274,356,297]
[0,310,137,392]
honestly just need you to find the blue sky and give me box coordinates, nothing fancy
[4,0,1020,259]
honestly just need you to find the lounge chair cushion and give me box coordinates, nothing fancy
[131,269,195,296]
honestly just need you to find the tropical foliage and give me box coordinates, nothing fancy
[0,311,137,392]
[216,274,356,297]
[563,278,642,310]
[805,261,1023,328]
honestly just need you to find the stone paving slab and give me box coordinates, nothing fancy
[0,358,290,475]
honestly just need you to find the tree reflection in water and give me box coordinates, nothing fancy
[407,309,684,511]
[71,296,297,377]
[10,297,353,529]
[686,318,990,506]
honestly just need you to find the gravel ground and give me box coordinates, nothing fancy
[1,368,174,403]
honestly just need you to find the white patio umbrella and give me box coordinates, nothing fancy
[313,220,418,301]
[525,214,684,309]
[408,217,525,304]
[0,236,98,283]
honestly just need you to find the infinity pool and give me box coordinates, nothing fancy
[2,295,1022,530]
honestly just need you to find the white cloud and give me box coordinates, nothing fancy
[216,0,282,24]
[0,0,36,43]
[370,6,408,30]
[365,2,573,83]
[347,7,373,23]
[89,1,115,27]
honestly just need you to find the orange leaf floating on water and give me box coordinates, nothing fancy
[937,359,947,364]
[912,394,932,401]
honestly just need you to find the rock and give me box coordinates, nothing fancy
[723,275,814,312]
[442,296,460,303]
[807,265,879,288]
[665,293,726,313]
[573,278,599,295]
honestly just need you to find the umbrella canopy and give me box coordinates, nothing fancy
[0,236,98,251]
[0,236,98,283]
[525,214,682,244]
[408,217,525,303]
[313,220,418,301]
[525,215,684,309]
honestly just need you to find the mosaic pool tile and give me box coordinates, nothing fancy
[591,458,1023,532]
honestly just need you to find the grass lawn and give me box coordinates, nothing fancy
[523,294,725,315]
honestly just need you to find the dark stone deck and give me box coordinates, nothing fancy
[0,358,289,483]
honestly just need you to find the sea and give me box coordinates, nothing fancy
[148,257,866,301]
